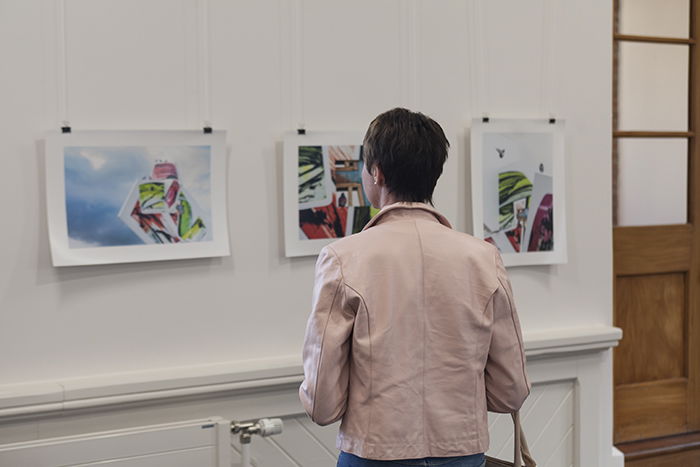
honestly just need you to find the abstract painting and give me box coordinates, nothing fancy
[46,131,230,266]
[284,132,378,257]
[470,119,566,266]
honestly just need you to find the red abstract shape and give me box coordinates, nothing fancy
[130,201,178,243]
[527,194,554,252]
[299,195,348,239]
[165,180,180,207]
[505,226,522,253]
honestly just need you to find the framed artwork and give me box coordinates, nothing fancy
[45,130,230,266]
[283,131,379,257]
[471,119,567,266]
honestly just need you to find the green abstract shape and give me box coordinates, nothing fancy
[298,146,325,204]
[139,182,165,207]
[351,206,381,234]
[498,171,532,230]
[182,218,206,240]
[178,193,193,237]
[176,192,207,241]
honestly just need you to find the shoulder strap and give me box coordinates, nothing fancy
[511,412,536,467]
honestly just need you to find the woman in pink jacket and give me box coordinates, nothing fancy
[300,108,530,467]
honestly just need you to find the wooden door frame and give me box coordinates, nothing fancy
[612,0,700,444]
[688,0,700,431]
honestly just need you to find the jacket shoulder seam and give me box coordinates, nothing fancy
[310,249,344,422]
[494,249,529,394]
[341,281,373,442]
[326,245,345,281]
[411,219,428,448]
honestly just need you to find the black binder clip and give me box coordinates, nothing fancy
[203,126,212,134]
[61,125,71,133]
[482,117,490,123]
[297,128,306,135]
[549,117,556,124]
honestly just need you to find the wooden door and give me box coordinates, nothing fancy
[613,0,700,463]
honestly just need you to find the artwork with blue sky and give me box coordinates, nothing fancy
[64,146,211,248]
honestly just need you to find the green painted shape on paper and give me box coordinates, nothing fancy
[178,193,193,237]
[182,218,205,240]
[176,192,206,240]
[498,171,532,230]
[139,182,165,206]
[298,146,326,204]
[351,206,382,234]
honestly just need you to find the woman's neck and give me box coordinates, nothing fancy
[376,190,411,209]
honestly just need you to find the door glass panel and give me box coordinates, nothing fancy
[619,0,689,38]
[617,138,687,226]
[618,42,689,131]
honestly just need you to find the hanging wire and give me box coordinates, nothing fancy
[398,1,419,109]
[469,1,557,122]
[539,0,557,120]
[293,0,305,132]
[56,0,70,131]
[467,1,488,120]
[198,0,212,131]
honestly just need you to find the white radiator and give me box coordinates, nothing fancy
[0,418,231,467]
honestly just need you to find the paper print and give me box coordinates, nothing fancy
[471,119,566,266]
[297,144,374,241]
[46,131,230,266]
[285,133,378,257]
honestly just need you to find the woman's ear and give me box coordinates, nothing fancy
[373,166,385,186]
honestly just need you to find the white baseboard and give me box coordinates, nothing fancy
[611,446,626,467]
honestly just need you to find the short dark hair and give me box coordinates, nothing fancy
[363,108,449,204]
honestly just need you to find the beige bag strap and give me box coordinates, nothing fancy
[510,412,536,467]
[512,412,522,467]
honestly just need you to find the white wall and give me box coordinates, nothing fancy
[0,0,612,386]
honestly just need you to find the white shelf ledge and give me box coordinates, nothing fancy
[0,325,621,420]
[523,325,623,359]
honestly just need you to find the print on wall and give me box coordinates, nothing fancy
[45,131,230,266]
[471,119,567,266]
[284,132,378,257]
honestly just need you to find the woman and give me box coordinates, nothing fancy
[300,108,530,467]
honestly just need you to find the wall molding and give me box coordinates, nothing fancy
[0,326,621,421]
[524,325,622,359]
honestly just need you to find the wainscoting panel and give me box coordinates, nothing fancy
[0,327,621,467]
[231,417,340,467]
[488,381,575,467]
[229,381,574,467]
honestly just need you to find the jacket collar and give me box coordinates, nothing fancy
[362,202,453,231]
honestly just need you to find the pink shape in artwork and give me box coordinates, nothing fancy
[152,161,178,179]
[527,194,554,252]
[165,180,180,207]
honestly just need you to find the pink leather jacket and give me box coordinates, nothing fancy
[300,203,530,460]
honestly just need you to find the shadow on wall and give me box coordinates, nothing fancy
[463,129,473,235]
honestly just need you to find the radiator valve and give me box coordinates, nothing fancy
[231,418,283,444]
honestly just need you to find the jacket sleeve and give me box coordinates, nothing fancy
[299,246,355,425]
[484,249,531,413]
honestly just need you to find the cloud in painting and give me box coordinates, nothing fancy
[79,149,108,170]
